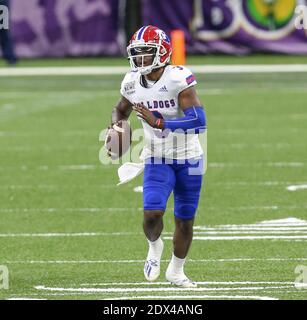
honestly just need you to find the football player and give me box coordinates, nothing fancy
[108,25,206,287]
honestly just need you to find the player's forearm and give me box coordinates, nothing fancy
[111,97,133,125]
[111,107,129,124]
[162,106,206,133]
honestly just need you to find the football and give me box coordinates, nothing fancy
[105,120,132,160]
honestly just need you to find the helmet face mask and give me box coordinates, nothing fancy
[127,43,159,75]
[127,26,172,75]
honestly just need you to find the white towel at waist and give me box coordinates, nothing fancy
[117,162,145,185]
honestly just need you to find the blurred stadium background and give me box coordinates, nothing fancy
[0,0,307,300]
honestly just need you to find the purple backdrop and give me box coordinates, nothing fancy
[142,0,307,55]
[9,0,122,58]
[4,0,307,57]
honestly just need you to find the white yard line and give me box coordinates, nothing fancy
[0,162,305,171]
[80,281,293,286]
[1,205,307,214]
[5,260,145,264]
[1,232,307,239]
[279,240,307,242]
[0,145,303,153]
[34,285,290,293]
[294,283,307,289]
[7,293,278,300]
[177,236,307,241]
[195,218,307,229]
[0,207,143,213]
[1,64,307,77]
[194,227,307,230]
[209,162,305,168]
[0,130,98,137]
[0,232,139,237]
[287,184,307,191]
[104,295,278,300]
[1,217,307,240]
[189,64,307,74]
[0,184,116,189]
[59,165,97,170]
[213,181,307,186]
[6,298,46,300]
[3,258,307,264]
[192,258,307,262]
[0,181,306,189]
[193,231,307,234]
[1,230,307,238]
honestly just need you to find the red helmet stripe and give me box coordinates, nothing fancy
[142,26,152,41]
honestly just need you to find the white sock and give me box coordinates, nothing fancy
[168,253,186,275]
[147,237,163,260]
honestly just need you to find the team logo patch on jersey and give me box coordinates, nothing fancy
[124,81,135,95]
[158,85,168,92]
[186,74,196,85]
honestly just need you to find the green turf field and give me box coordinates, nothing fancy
[0,57,307,300]
[0,54,307,67]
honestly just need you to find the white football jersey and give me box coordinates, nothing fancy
[120,65,203,160]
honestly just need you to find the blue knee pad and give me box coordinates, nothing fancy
[144,191,167,211]
[173,158,203,220]
[174,203,198,220]
[143,160,175,211]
